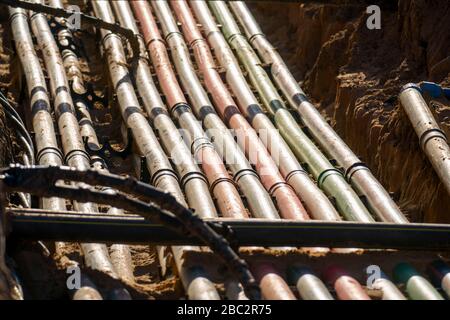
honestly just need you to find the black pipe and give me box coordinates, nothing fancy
[7,209,450,250]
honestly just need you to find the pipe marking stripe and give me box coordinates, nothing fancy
[223,105,240,125]
[198,105,217,120]
[246,104,263,122]
[292,93,310,105]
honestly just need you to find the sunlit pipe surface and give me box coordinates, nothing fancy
[210,0,374,223]
[111,0,246,221]
[171,0,307,221]
[229,1,407,224]
[399,84,450,196]
[189,0,340,222]
[131,0,278,220]
[287,266,334,300]
[8,6,102,300]
[323,266,371,300]
[370,269,406,300]
[28,0,128,296]
[394,263,444,300]
[92,0,219,300]
[51,0,134,285]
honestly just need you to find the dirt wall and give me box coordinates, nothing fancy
[249,0,450,222]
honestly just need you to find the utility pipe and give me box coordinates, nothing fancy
[9,6,102,300]
[130,0,278,219]
[394,263,444,300]
[189,0,340,222]
[110,1,246,220]
[170,0,308,222]
[91,0,220,300]
[50,0,134,284]
[228,1,407,224]
[323,266,371,300]
[209,1,373,223]
[399,84,450,196]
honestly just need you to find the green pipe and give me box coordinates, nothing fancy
[209,1,374,222]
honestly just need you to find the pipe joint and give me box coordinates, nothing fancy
[151,168,179,187]
[284,169,309,183]
[36,146,64,163]
[400,83,421,94]
[268,181,291,197]
[64,148,90,165]
[345,162,369,182]
[170,102,191,118]
[419,128,448,150]
[233,168,258,183]
[209,177,236,195]
[180,171,208,191]
[191,137,214,159]
[317,168,343,189]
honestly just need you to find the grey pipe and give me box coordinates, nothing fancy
[9,5,103,300]
[229,1,408,224]
[399,84,450,196]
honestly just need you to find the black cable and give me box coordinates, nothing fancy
[0,92,35,164]
[1,164,261,300]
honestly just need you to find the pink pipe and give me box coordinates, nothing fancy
[252,263,297,300]
[323,266,371,300]
[171,0,308,220]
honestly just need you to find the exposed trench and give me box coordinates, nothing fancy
[249,0,450,223]
[0,0,449,300]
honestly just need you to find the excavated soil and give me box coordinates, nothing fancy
[0,1,449,299]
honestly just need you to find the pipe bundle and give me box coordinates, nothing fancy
[4,0,439,301]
